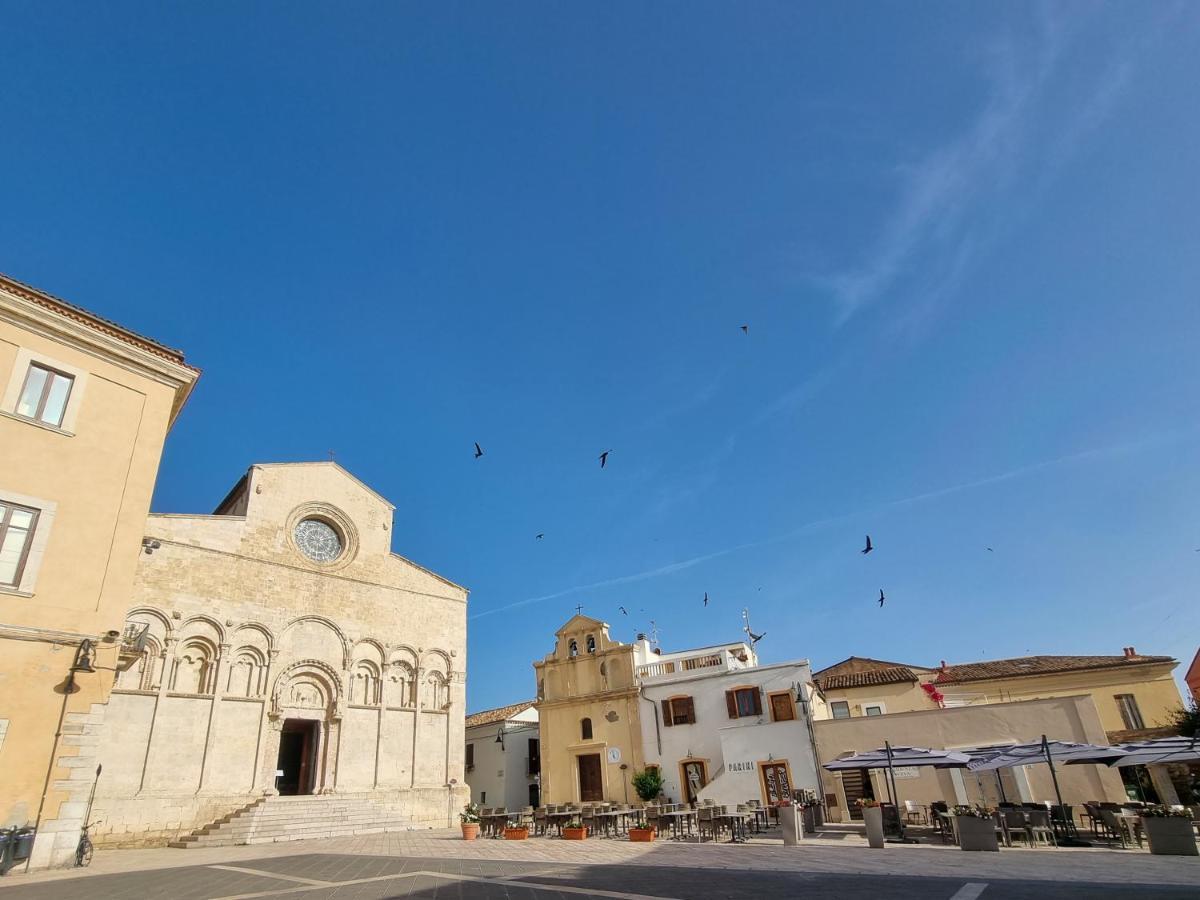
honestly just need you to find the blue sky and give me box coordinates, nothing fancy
[2,2,1198,713]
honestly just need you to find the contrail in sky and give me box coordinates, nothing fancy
[468,429,1192,620]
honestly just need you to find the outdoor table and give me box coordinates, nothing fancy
[748,807,768,832]
[594,809,631,837]
[718,812,753,843]
[548,810,576,836]
[659,809,697,840]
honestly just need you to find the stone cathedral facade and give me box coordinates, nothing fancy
[89,462,468,846]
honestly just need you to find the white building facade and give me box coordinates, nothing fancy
[634,638,822,809]
[464,701,540,810]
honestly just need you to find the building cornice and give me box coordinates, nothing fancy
[0,277,199,426]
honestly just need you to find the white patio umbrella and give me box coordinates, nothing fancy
[967,735,1125,846]
[1105,735,1200,768]
[824,744,971,841]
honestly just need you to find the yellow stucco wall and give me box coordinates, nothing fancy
[0,281,196,867]
[533,616,645,805]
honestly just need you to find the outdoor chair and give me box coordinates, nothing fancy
[517,806,534,829]
[581,804,596,835]
[645,805,659,833]
[1027,810,1057,848]
[1049,804,1075,837]
[1003,810,1032,847]
[1080,802,1100,836]
[697,805,716,842]
[991,811,1011,848]
[1096,809,1126,848]
[534,806,548,836]
[903,800,925,825]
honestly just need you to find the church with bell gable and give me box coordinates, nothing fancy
[90,461,469,846]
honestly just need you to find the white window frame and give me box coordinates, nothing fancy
[1,348,89,436]
[0,489,56,596]
[829,700,851,719]
[861,701,886,717]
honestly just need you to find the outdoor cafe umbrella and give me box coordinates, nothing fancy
[1104,735,1200,768]
[824,744,971,841]
[967,735,1127,845]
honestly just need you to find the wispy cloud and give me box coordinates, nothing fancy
[469,428,1194,620]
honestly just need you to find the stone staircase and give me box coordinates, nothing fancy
[169,794,424,848]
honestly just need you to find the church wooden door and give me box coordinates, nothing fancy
[578,754,603,801]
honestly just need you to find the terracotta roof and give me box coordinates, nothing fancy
[465,700,536,729]
[812,656,925,679]
[0,271,196,370]
[936,654,1176,684]
[817,667,918,691]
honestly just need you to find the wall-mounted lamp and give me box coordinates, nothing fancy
[495,726,505,749]
[72,639,97,674]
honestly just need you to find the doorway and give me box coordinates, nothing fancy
[681,760,707,804]
[578,753,603,801]
[277,719,319,795]
[840,768,874,820]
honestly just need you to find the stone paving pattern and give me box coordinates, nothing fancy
[0,828,1196,899]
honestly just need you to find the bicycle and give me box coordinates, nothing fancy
[75,819,98,868]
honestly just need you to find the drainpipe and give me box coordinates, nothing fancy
[796,682,826,817]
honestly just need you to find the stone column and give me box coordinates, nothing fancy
[254,650,281,794]
[196,642,230,793]
[411,667,424,787]
[1147,764,1181,805]
[137,637,175,793]
[374,663,388,789]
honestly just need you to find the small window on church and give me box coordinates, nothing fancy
[581,717,593,740]
[569,639,578,657]
[586,635,596,653]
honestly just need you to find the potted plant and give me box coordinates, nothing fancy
[952,805,999,852]
[562,818,588,840]
[632,768,664,803]
[1141,805,1198,856]
[858,799,885,849]
[504,823,529,841]
[628,810,656,842]
[459,803,481,841]
[797,789,821,834]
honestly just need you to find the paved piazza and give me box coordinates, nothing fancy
[1,829,1198,899]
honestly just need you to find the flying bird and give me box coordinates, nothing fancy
[740,325,749,334]
[747,630,765,644]
[598,450,611,469]
[703,592,709,607]
[618,606,628,615]
[862,535,873,555]
[986,547,993,552]
[535,533,544,540]
[474,442,484,459]
[878,589,885,608]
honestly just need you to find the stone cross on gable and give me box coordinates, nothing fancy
[575,605,583,616]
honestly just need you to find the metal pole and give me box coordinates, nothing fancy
[1041,735,1068,834]
[994,770,1008,804]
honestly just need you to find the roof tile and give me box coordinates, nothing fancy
[465,700,536,728]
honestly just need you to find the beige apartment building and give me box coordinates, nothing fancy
[0,273,198,868]
[813,649,1185,742]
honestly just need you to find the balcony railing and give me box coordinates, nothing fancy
[635,651,727,680]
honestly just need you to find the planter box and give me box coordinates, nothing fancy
[628,827,656,843]
[863,807,885,849]
[504,827,529,841]
[1142,817,1199,856]
[460,823,480,842]
[956,815,999,852]
[562,827,588,841]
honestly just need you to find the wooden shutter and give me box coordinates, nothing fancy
[725,690,738,719]
[751,688,763,716]
[661,698,674,727]
[684,696,696,724]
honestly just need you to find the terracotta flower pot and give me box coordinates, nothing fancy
[628,827,656,842]
[504,827,529,841]
[461,823,480,841]
[562,826,588,840]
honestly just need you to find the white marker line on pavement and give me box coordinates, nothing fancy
[209,868,681,900]
[950,883,988,900]
[207,864,332,886]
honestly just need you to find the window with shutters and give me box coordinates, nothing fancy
[1115,694,1145,730]
[660,695,695,726]
[725,686,762,719]
[465,743,474,772]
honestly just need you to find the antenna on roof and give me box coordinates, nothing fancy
[648,620,660,648]
[742,608,765,646]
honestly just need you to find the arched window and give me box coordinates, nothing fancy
[226,647,266,698]
[586,635,596,654]
[353,661,381,705]
[568,639,579,657]
[581,717,593,740]
[171,640,215,694]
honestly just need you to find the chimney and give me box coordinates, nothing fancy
[653,647,662,656]
[939,660,948,672]
[1123,646,1137,659]
[636,633,647,642]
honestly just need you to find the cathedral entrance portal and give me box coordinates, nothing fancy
[277,719,319,795]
